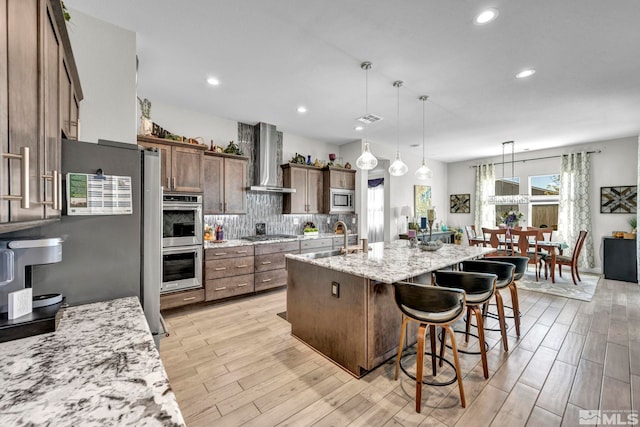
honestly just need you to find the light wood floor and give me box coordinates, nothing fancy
[159,276,640,426]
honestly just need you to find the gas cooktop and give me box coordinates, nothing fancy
[240,234,298,242]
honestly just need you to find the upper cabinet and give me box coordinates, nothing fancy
[137,136,205,193]
[325,168,356,190]
[281,163,323,214]
[203,152,248,214]
[1,0,83,233]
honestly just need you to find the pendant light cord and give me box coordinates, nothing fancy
[422,98,425,161]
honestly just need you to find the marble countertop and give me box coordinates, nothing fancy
[0,297,184,427]
[286,240,495,284]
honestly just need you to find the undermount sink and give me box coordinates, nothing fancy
[302,249,343,259]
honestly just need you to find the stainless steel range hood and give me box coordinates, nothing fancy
[249,122,295,193]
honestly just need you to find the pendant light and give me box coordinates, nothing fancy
[355,62,378,170]
[487,141,530,204]
[415,95,433,180]
[388,80,408,176]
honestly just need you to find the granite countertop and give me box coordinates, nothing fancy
[0,297,184,427]
[286,240,495,284]
[203,233,358,249]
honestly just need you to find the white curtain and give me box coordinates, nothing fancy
[474,163,496,230]
[558,152,595,268]
[368,180,384,243]
[637,134,639,282]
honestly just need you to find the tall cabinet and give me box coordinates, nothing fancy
[203,151,248,214]
[1,0,82,233]
[281,163,323,214]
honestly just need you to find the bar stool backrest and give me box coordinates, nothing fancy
[461,260,515,287]
[433,271,497,297]
[485,256,529,280]
[393,282,465,323]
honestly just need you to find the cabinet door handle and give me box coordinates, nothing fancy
[52,170,59,210]
[262,278,272,283]
[238,283,248,287]
[261,261,272,265]
[183,297,196,301]
[236,264,248,268]
[166,177,170,189]
[172,177,176,189]
[41,172,55,207]
[215,267,227,271]
[215,286,226,291]
[2,147,30,208]
[224,202,227,211]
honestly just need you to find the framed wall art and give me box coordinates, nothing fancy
[450,194,471,213]
[600,185,637,213]
[414,185,432,217]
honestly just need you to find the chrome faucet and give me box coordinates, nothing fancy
[334,221,348,254]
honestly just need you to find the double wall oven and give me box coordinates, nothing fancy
[161,194,202,294]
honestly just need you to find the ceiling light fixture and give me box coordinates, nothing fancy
[474,8,499,25]
[415,95,433,180]
[515,69,536,79]
[206,77,220,86]
[388,80,408,177]
[354,126,364,131]
[355,61,378,170]
[488,141,530,205]
[297,106,307,113]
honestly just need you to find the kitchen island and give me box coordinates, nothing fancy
[0,297,184,426]
[285,241,494,377]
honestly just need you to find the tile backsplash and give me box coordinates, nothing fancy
[204,192,357,238]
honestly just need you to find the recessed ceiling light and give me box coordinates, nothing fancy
[474,8,499,25]
[206,77,220,86]
[297,106,307,113]
[515,69,536,79]
[354,126,364,131]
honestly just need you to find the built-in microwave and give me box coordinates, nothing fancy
[162,194,202,247]
[161,245,202,294]
[329,189,355,213]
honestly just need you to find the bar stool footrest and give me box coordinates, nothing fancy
[399,350,458,387]
[438,329,489,355]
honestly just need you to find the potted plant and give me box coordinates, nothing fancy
[629,216,637,234]
[454,229,463,244]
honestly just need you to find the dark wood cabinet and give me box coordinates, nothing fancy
[603,237,637,283]
[203,152,247,214]
[282,163,323,214]
[137,136,205,193]
[204,245,255,301]
[1,0,82,232]
[254,241,299,291]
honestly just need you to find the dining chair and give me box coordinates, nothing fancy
[464,225,476,242]
[481,228,510,255]
[547,230,588,285]
[392,282,467,411]
[511,229,547,281]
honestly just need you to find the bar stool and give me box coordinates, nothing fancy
[483,256,529,337]
[460,260,515,351]
[392,281,467,412]
[433,270,497,379]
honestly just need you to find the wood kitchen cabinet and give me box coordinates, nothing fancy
[1,0,82,232]
[325,167,356,190]
[137,136,205,193]
[204,245,255,301]
[281,163,323,214]
[203,152,248,214]
[254,241,299,292]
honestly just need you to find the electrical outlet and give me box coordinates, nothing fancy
[327,217,330,224]
[293,218,299,225]
[331,281,340,298]
[352,217,356,224]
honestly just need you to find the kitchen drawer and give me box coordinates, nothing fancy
[300,245,332,254]
[205,255,254,280]
[255,269,287,291]
[300,238,333,251]
[254,241,300,255]
[205,245,254,260]
[255,252,289,272]
[333,235,358,247]
[160,288,205,310]
[205,274,255,301]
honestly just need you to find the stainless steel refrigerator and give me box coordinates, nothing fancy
[7,139,163,343]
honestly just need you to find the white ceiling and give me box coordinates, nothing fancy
[66,0,640,163]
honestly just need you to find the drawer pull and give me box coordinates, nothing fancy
[183,297,196,301]
[215,286,226,291]
[238,283,248,287]
[262,278,272,283]
[236,250,248,254]
[214,253,227,256]
[261,261,272,265]
[236,264,248,268]
[215,267,227,271]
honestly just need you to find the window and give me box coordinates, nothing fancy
[529,174,559,230]
[494,177,520,225]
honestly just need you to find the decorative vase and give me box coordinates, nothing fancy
[140,117,152,136]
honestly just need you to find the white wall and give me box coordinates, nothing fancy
[66,9,137,144]
[447,136,639,270]
[282,133,339,165]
